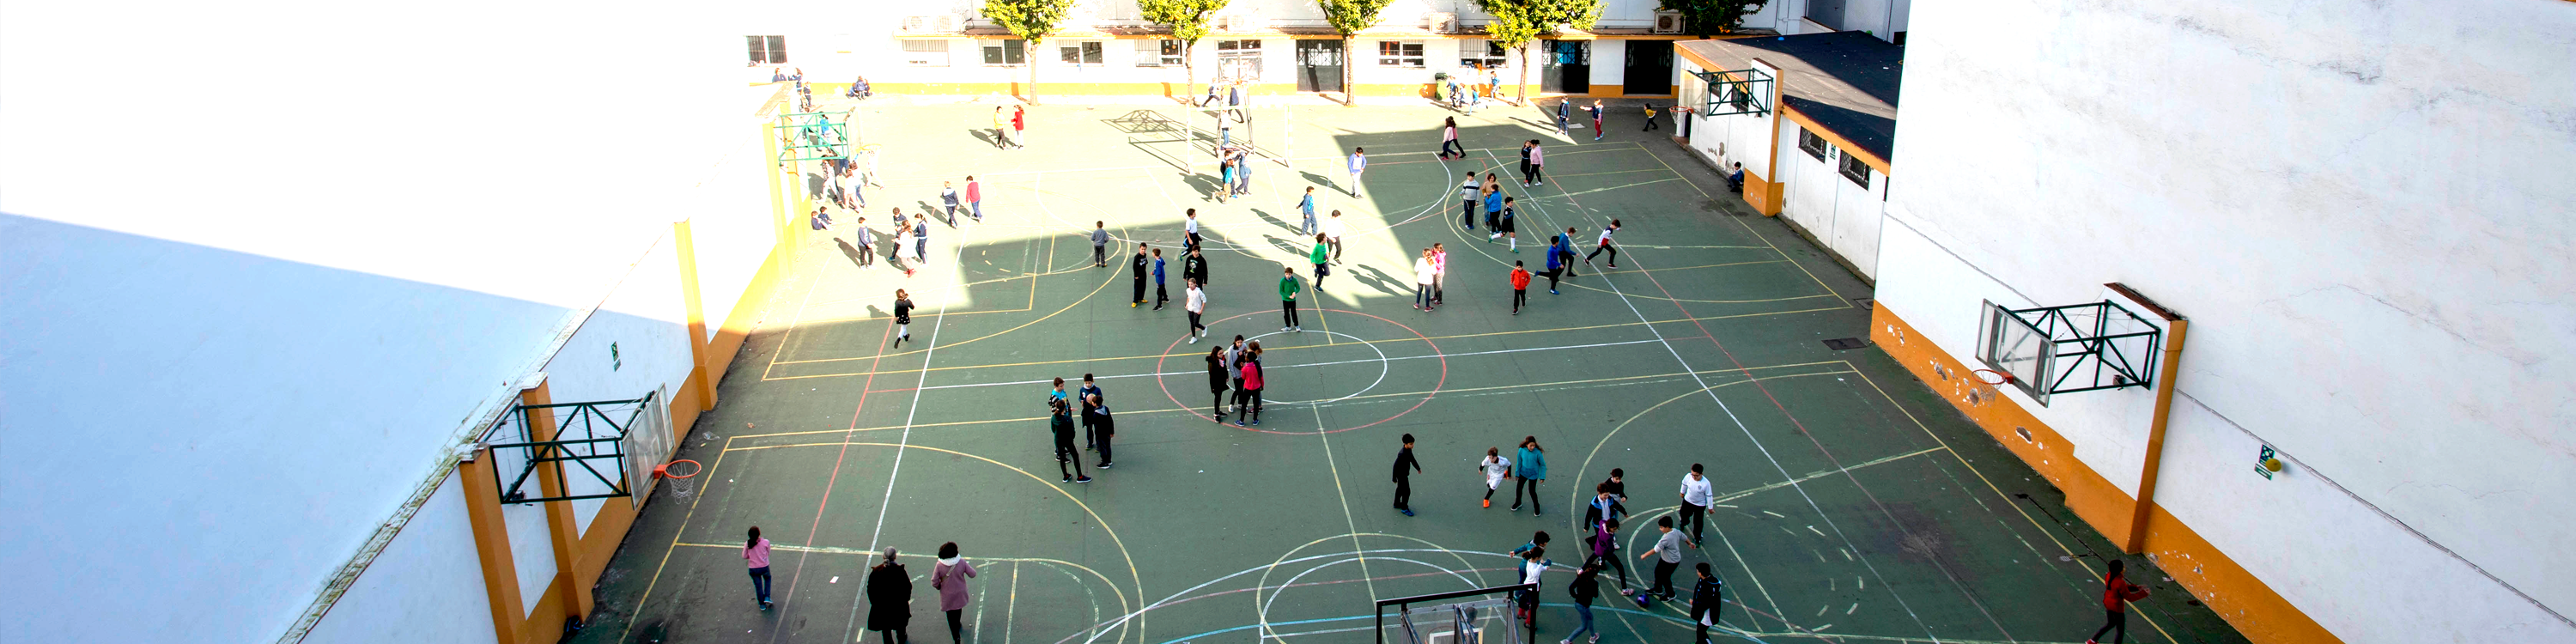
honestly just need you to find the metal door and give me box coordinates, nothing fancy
[1541,40,1589,94]
[1297,40,1344,93]
[1625,40,1674,95]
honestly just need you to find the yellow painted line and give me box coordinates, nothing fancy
[1842,363,2188,644]
[718,441,1145,644]
[1639,148,1850,303]
[617,434,737,643]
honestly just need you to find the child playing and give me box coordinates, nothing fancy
[1479,447,1514,508]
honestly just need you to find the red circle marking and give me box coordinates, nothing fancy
[1156,308,1446,434]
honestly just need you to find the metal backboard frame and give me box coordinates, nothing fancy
[480,392,657,504]
[1691,68,1773,117]
[1978,300,2163,406]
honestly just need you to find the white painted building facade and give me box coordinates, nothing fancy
[739,0,1851,98]
[1870,0,2576,641]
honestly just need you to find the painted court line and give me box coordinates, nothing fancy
[883,337,1665,393]
[1498,148,1948,641]
[843,221,973,644]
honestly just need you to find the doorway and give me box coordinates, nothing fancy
[1624,40,1674,95]
[1296,40,1343,93]
[1541,39,1589,94]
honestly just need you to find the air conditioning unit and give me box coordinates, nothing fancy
[902,15,960,33]
[1425,12,1459,33]
[1218,15,1267,32]
[1652,10,1684,34]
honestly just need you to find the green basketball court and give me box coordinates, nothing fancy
[571,98,2251,644]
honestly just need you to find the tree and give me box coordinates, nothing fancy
[1139,0,1230,102]
[984,0,1075,104]
[1316,0,1394,105]
[1476,0,1602,106]
[1658,0,1769,39]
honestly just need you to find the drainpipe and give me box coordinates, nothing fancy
[2115,283,2187,554]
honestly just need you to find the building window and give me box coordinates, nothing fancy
[1798,128,1831,162]
[1138,39,1185,66]
[1216,39,1262,78]
[902,40,950,66]
[982,39,1026,65]
[746,35,787,64]
[1840,152,1873,189]
[1060,40,1103,64]
[1377,41,1425,67]
[1459,40,1510,68]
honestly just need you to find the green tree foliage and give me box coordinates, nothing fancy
[983,0,1075,103]
[1657,0,1769,39]
[1476,0,1604,104]
[1316,0,1394,104]
[1139,0,1230,96]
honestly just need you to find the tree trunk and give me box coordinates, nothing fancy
[1028,43,1042,106]
[1516,43,1530,106]
[1341,37,1356,106]
[1182,48,1196,105]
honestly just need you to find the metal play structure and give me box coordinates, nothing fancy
[774,109,857,163]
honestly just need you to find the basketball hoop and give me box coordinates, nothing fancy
[654,459,702,500]
[1971,368,2014,386]
[654,459,702,479]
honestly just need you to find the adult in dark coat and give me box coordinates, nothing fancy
[866,548,914,643]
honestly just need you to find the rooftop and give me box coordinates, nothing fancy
[1679,30,1903,164]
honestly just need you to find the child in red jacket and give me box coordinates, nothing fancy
[2088,559,2151,643]
[1508,261,1532,314]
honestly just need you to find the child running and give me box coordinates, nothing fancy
[1585,219,1621,269]
[1543,235,1565,295]
[1479,447,1512,508]
[1309,234,1331,291]
[1492,196,1518,250]
[1438,116,1464,160]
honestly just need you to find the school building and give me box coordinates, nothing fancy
[746,0,1909,100]
[1666,0,2576,642]
[1674,30,1899,280]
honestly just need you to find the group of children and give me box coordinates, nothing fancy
[1045,374,1121,483]
[1394,435,1728,644]
[811,173,987,282]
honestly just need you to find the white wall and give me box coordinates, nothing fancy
[539,235,701,530]
[298,475,496,644]
[0,2,744,642]
[1775,120,1888,278]
[1879,0,2576,641]
[792,0,1692,90]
